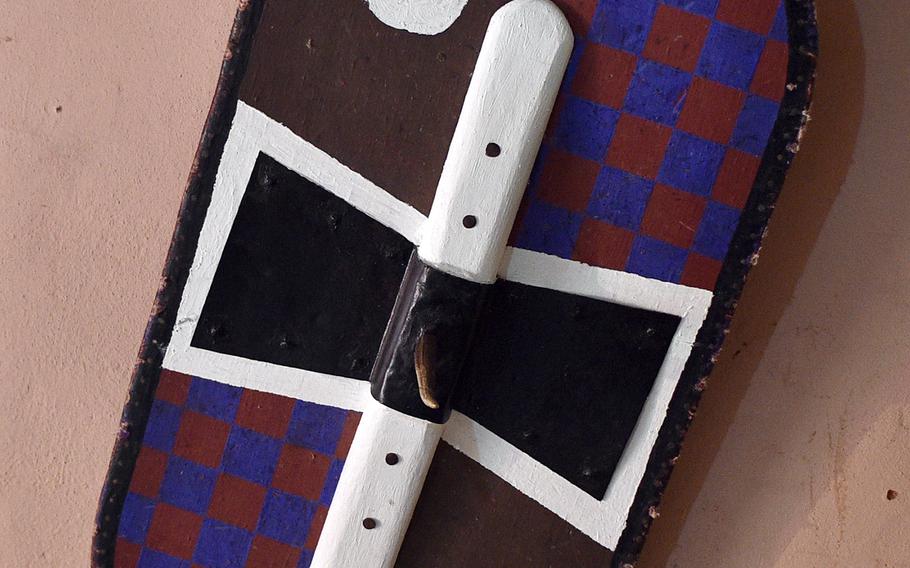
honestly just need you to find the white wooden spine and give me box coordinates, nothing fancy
[311,1,572,565]
[310,399,443,568]
[417,0,573,284]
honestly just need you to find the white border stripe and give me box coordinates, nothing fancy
[367,0,469,35]
[167,346,369,412]
[499,246,712,318]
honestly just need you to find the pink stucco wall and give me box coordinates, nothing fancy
[0,1,907,566]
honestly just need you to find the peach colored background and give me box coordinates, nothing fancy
[1,1,907,566]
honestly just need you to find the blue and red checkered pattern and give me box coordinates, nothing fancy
[115,370,361,568]
[512,0,789,290]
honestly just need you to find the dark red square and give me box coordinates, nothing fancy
[551,0,598,35]
[750,40,788,101]
[544,93,568,141]
[571,44,637,109]
[172,411,230,468]
[156,370,191,406]
[245,536,302,568]
[335,411,361,460]
[716,0,780,35]
[146,503,203,560]
[130,446,169,499]
[681,253,723,290]
[712,149,761,208]
[572,219,634,270]
[114,538,141,568]
[640,184,706,248]
[208,474,267,531]
[508,197,531,246]
[605,113,672,180]
[235,389,295,439]
[677,77,746,144]
[272,445,331,500]
[643,4,711,72]
[536,150,602,212]
[305,506,329,550]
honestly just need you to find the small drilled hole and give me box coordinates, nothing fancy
[485,143,501,157]
[362,518,377,529]
[462,215,478,229]
[887,489,898,501]
[385,453,399,465]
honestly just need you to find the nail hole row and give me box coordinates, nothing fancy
[362,453,401,530]
[461,142,501,231]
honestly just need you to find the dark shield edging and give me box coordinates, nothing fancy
[90,2,266,566]
[611,1,818,566]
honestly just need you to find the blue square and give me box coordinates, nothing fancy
[118,493,155,544]
[193,519,253,568]
[287,402,348,455]
[560,38,586,92]
[297,550,314,568]
[587,167,654,230]
[661,0,719,17]
[143,400,182,453]
[693,201,741,259]
[697,23,765,90]
[257,489,317,547]
[138,549,190,568]
[222,426,282,485]
[623,60,692,125]
[159,456,217,514]
[658,131,725,196]
[185,377,241,422]
[552,96,619,161]
[731,94,779,155]
[626,236,688,282]
[589,0,657,53]
[320,459,346,506]
[526,145,551,197]
[515,201,583,259]
[770,1,788,42]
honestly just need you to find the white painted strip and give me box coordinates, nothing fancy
[244,102,426,244]
[314,3,572,563]
[367,0,469,35]
[165,346,369,412]
[418,0,573,283]
[312,399,443,568]
[499,246,713,319]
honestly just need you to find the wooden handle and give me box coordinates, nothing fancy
[311,2,572,566]
[418,0,573,284]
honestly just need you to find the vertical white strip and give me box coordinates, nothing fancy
[311,399,443,568]
[313,2,571,565]
[418,0,573,283]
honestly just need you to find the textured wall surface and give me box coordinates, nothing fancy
[0,1,907,567]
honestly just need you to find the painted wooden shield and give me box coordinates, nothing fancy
[94,1,817,566]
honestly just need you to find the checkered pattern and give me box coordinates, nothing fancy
[115,370,361,568]
[512,0,789,290]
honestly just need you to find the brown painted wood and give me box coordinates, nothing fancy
[396,442,613,567]
[239,0,509,215]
